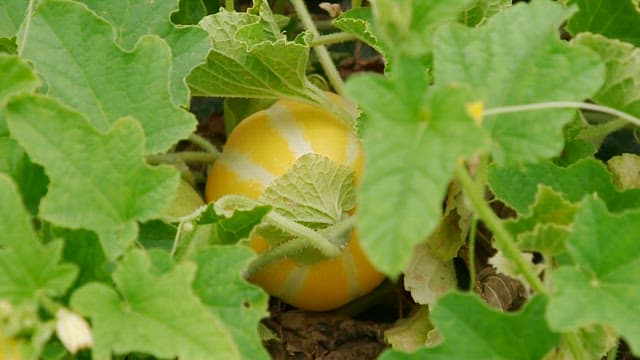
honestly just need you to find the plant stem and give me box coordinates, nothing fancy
[565,332,585,360]
[484,101,640,129]
[245,237,309,278]
[312,32,358,46]
[290,0,346,95]
[267,211,341,258]
[188,133,221,157]
[455,162,547,295]
[351,0,362,9]
[468,216,478,291]
[147,151,217,165]
[225,0,234,11]
[577,118,627,142]
[17,0,36,56]
[606,340,620,360]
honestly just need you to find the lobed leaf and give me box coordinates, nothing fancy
[434,0,604,164]
[192,246,270,360]
[573,33,640,118]
[381,294,560,359]
[71,249,240,360]
[5,95,179,259]
[566,0,640,47]
[79,0,211,106]
[0,174,77,303]
[346,58,490,277]
[22,0,196,153]
[547,197,640,355]
[488,158,640,214]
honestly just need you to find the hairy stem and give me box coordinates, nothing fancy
[565,332,585,360]
[468,216,478,291]
[267,211,341,258]
[188,133,221,157]
[352,0,362,9]
[606,340,620,360]
[312,32,358,46]
[455,162,547,295]
[485,101,640,128]
[577,118,627,142]
[291,0,346,95]
[225,0,234,11]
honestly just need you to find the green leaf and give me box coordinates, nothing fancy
[459,0,511,27]
[505,185,579,235]
[573,33,640,118]
[5,95,180,259]
[0,138,48,215]
[0,174,78,303]
[0,0,28,38]
[567,0,640,46]
[0,37,18,54]
[172,0,208,25]
[260,153,356,228]
[71,249,240,360]
[187,4,315,100]
[194,198,270,245]
[22,0,196,153]
[434,0,605,164]
[380,294,560,359]
[192,246,269,360]
[0,54,38,107]
[346,58,490,276]
[370,0,473,60]
[332,8,384,56]
[55,228,111,287]
[545,325,618,360]
[547,197,640,355]
[607,153,640,190]
[79,0,211,106]
[488,158,640,214]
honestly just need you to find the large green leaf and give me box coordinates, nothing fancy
[547,197,640,355]
[0,0,28,38]
[187,3,315,101]
[21,0,196,153]
[573,33,640,117]
[434,0,604,164]
[488,158,640,214]
[346,58,491,276]
[78,0,211,106]
[71,249,240,360]
[192,246,269,360]
[0,174,77,303]
[5,95,179,259]
[381,294,560,359]
[566,0,640,46]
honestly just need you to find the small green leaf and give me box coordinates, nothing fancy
[0,174,78,303]
[607,153,640,190]
[194,198,270,245]
[370,0,473,60]
[380,294,560,359]
[567,0,640,46]
[187,4,314,101]
[0,138,48,215]
[5,95,179,259]
[172,0,208,25]
[22,0,196,153]
[506,185,579,235]
[260,153,356,228]
[488,158,640,214]
[517,224,571,257]
[434,0,604,164]
[71,249,240,360]
[0,0,28,38]
[0,54,38,107]
[459,0,511,27]
[573,33,640,118]
[547,196,640,355]
[192,246,270,360]
[346,58,490,277]
[333,8,383,55]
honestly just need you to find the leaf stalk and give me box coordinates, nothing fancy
[290,0,346,95]
[455,162,547,295]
